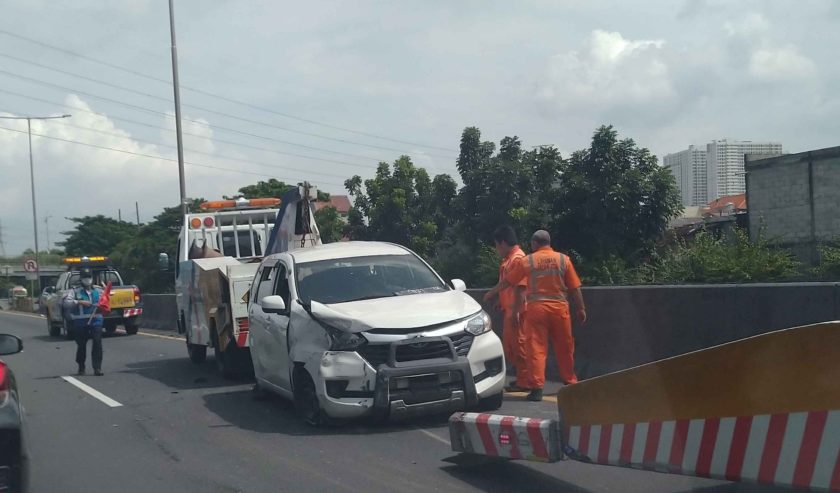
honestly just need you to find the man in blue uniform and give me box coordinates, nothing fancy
[63,267,105,376]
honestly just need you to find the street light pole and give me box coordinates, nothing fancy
[168,0,188,216]
[0,113,71,292]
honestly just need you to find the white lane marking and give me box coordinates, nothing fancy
[61,376,123,408]
[0,311,44,320]
[417,428,451,446]
[137,331,182,341]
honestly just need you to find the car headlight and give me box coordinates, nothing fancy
[324,325,368,351]
[465,311,492,336]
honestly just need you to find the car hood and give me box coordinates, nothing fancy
[310,290,482,333]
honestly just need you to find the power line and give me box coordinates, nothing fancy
[0,68,454,161]
[0,88,386,169]
[45,119,369,178]
[0,28,457,153]
[0,124,348,188]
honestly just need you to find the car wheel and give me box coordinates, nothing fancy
[104,321,118,335]
[124,319,139,335]
[47,311,61,337]
[187,343,207,364]
[477,392,504,412]
[293,367,329,426]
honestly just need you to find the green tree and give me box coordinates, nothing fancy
[552,126,683,264]
[60,216,139,256]
[227,179,294,199]
[314,206,345,244]
[345,156,457,259]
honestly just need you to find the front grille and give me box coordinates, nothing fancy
[357,332,472,368]
[394,340,451,362]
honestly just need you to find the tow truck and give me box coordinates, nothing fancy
[170,185,320,378]
[41,256,143,338]
[446,320,840,492]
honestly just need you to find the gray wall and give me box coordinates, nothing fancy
[747,146,840,263]
[140,284,840,380]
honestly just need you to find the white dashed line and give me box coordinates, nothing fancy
[61,376,123,408]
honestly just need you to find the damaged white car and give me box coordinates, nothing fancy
[248,241,505,424]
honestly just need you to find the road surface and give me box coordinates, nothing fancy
[0,310,785,493]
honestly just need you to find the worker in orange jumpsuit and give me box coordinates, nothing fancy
[483,226,528,391]
[486,229,587,401]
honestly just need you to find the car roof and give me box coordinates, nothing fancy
[284,241,412,263]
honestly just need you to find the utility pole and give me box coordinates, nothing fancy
[44,214,52,252]
[0,219,6,258]
[118,209,122,222]
[135,201,141,225]
[0,113,71,291]
[169,0,188,216]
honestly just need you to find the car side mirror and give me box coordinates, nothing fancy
[158,253,170,272]
[451,279,467,292]
[0,334,23,355]
[261,295,287,314]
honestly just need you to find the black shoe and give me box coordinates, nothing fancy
[94,369,104,376]
[527,389,544,402]
[77,366,86,376]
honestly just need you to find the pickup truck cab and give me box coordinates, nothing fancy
[42,256,142,338]
[249,241,506,424]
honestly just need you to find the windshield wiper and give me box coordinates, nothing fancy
[340,294,396,303]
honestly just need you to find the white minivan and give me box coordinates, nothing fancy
[248,241,505,424]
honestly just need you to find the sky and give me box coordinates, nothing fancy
[1,0,838,255]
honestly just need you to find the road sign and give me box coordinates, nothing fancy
[25,272,37,281]
[23,259,37,272]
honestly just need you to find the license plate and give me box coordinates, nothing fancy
[109,289,135,308]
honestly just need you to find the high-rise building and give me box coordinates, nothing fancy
[706,139,782,202]
[663,145,707,207]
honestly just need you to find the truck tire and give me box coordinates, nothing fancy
[187,343,207,364]
[46,310,61,337]
[293,366,330,427]
[104,321,118,335]
[124,319,139,335]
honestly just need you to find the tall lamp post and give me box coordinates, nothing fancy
[0,113,71,292]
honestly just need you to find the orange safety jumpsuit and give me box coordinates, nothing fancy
[505,246,581,387]
[498,245,527,376]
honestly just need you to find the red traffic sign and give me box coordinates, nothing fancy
[23,259,38,272]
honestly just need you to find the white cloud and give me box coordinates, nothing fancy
[536,30,674,111]
[724,12,770,37]
[749,46,817,81]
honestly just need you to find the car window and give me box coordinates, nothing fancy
[295,254,445,305]
[254,265,276,304]
[218,230,262,258]
[274,264,290,309]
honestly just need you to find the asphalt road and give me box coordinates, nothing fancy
[0,310,786,493]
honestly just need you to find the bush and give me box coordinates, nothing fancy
[814,243,840,280]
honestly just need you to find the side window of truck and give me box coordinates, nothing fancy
[254,266,275,305]
[274,264,290,309]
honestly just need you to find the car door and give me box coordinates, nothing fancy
[249,262,276,385]
[263,261,293,392]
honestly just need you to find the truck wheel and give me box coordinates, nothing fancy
[46,311,61,337]
[215,339,238,379]
[104,321,118,335]
[478,392,504,412]
[293,367,329,426]
[187,343,207,364]
[124,319,139,335]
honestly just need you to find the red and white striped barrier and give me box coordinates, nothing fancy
[123,308,143,317]
[566,410,840,492]
[449,412,562,462]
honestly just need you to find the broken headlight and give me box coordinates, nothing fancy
[324,324,368,351]
[465,311,492,336]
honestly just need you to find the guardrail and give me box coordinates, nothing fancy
[137,283,840,380]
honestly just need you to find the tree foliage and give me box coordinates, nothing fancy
[60,216,139,256]
[345,156,457,259]
[314,206,345,244]
[226,179,293,200]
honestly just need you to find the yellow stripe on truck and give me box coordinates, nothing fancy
[557,321,840,427]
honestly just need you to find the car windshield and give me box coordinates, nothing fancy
[69,270,123,287]
[295,254,446,305]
